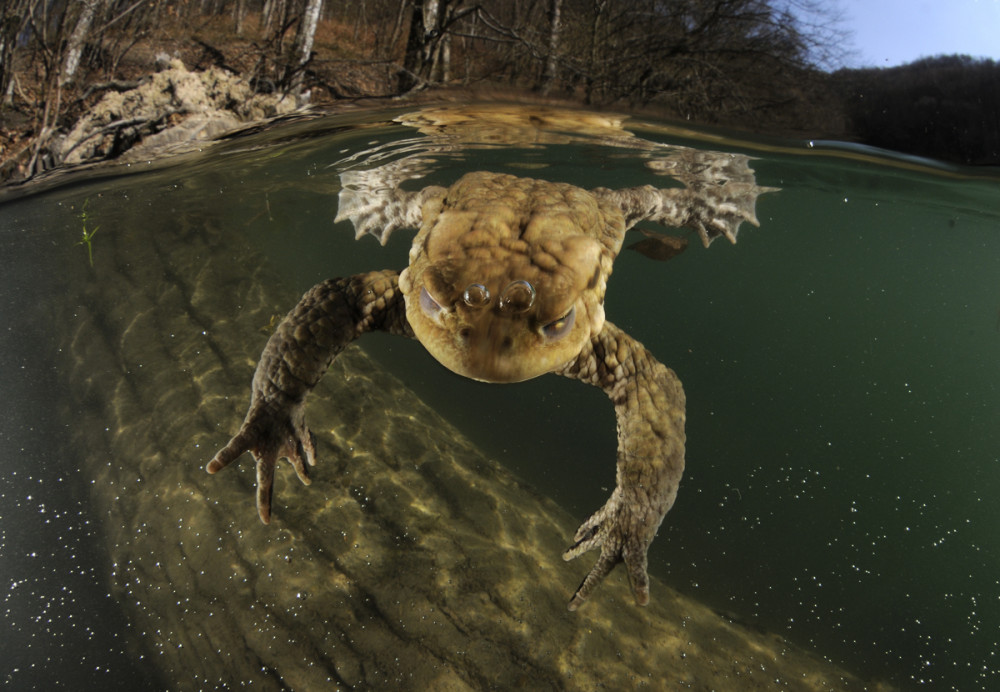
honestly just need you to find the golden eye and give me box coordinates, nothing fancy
[541,306,576,341]
[419,286,445,321]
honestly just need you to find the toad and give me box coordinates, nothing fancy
[207,158,772,610]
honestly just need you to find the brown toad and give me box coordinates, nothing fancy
[207,159,772,610]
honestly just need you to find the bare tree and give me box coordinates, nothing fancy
[400,0,436,91]
[235,0,250,35]
[400,0,476,91]
[61,0,105,87]
[1,0,35,106]
[537,0,563,94]
[288,0,324,97]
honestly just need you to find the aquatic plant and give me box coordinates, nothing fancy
[259,313,281,335]
[75,199,99,268]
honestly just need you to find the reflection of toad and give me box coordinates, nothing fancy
[207,155,773,611]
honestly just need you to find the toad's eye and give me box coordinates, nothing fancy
[419,287,445,322]
[540,306,576,342]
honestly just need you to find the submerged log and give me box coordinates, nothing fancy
[55,193,876,690]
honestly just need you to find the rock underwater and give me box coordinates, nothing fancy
[53,183,878,691]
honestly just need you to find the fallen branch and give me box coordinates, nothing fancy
[59,110,178,162]
[79,79,144,102]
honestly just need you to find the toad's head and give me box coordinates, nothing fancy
[399,200,612,383]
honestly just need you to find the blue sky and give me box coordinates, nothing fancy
[839,0,1000,67]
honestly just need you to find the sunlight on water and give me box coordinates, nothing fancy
[1,103,998,690]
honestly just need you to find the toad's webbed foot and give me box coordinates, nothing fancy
[679,181,775,246]
[336,158,445,245]
[206,399,316,524]
[593,150,777,248]
[563,488,658,610]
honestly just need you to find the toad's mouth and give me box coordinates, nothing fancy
[411,283,585,384]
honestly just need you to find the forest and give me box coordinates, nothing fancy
[1,0,998,182]
[832,55,1000,166]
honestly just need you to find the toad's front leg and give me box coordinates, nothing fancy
[206,270,412,523]
[557,322,686,610]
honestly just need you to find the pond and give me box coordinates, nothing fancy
[1,103,997,690]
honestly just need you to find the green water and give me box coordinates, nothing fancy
[1,105,998,690]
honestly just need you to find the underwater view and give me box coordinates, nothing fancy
[1,103,998,690]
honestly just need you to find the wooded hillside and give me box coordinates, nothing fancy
[833,55,1000,165]
[2,0,997,182]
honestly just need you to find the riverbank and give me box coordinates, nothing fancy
[3,6,997,185]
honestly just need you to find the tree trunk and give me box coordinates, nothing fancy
[400,0,430,91]
[386,0,409,59]
[537,0,562,94]
[431,31,450,82]
[234,0,249,35]
[352,0,365,43]
[288,0,324,98]
[400,0,463,90]
[60,0,104,88]
[264,0,287,34]
[1,0,34,104]
[584,0,607,103]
